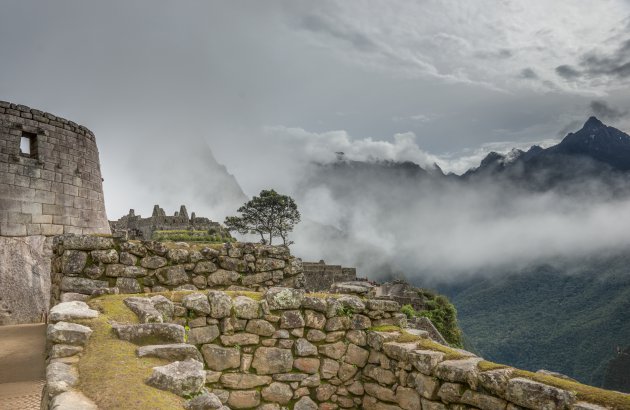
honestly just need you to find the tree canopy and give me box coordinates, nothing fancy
[224,189,301,246]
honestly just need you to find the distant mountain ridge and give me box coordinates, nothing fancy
[460,117,630,193]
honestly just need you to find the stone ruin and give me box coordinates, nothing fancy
[303,260,358,291]
[0,100,110,324]
[109,204,231,241]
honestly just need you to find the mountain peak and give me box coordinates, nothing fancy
[584,116,604,129]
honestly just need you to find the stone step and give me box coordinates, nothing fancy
[49,301,98,323]
[137,344,203,362]
[123,297,163,323]
[113,323,185,344]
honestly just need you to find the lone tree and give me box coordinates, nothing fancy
[224,189,301,246]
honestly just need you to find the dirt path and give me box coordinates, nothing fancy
[0,324,46,410]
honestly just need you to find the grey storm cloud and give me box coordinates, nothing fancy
[520,68,538,79]
[590,100,629,121]
[555,64,582,79]
[556,39,630,80]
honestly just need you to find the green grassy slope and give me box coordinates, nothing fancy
[439,257,630,387]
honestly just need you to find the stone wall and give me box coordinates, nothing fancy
[0,101,110,237]
[50,235,304,306]
[303,261,357,292]
[43,288,626,409]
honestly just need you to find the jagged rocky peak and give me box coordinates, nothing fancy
[583,115,605,129]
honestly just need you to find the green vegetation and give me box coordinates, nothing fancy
[152,229,234,243]
[76,296,184,409]
[225,189,300,245]
[336,305,355,317]
[441,258,630,387]
[400,292,464,348]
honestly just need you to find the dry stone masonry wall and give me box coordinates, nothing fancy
[0,101,109,237]
[50,235,305,306]
[43,287,626,410]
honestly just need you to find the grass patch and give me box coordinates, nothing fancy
[415,338,465,361]
[478,360,509,372]
[513,369,630,409]
[369,325,401,332]
[76,297,184,409]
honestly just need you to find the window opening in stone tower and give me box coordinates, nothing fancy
[20,131,37,158]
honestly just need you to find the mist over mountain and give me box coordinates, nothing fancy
[291,117,630,281]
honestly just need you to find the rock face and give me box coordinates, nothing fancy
[146,359,206,396]
[0,236,52,324]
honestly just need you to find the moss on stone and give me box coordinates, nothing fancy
[513,369,630,409]
[477,360,508,372]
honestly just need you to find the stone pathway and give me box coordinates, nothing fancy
[0,324,46,410]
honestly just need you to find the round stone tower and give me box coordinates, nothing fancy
[0,101,110,236]
[0,100,109,324]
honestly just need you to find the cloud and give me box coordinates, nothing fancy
[590,100,629,121]
[580,39,630,79]
[555,65,581,79]
[291,157,630,283]
[289,0,630,93]
[520,68,538,79]
[556,39,630,82]
[266,125,559,176]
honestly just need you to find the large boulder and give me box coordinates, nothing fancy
[48,322,93,346]
[201,344,241,371]
[61,250,88,274]
[208,291,232,318]
[155,265,189,286]
[294,396,318,410]
[506,377,576,409]
[434,358,483,390]
[49,301,98,323]
[60,277,109,295]
[233,296,260,319]
[46,362,78,395]
[251,347,293,374]
[113,323,185,344]
[182,293,212,315]
[185,393,224,410]
[61,235,114,250]
[137,344,203,362]
[146,359,205,396]
[220,373,272,389]
[49,390,98,410]
[124,297,163,323]
[261,382,293,405]
[150,295,174,321]
[265,287,304,310]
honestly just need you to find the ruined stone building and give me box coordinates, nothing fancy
[302,260,357,291]
[0,100,110,324]
[109,204,230,240]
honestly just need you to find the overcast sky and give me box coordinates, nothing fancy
[2,1,630,220]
